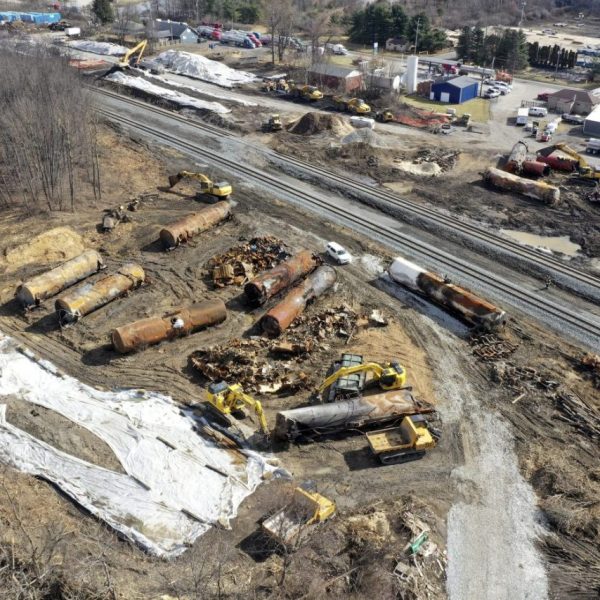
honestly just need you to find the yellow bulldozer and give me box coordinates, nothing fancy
[168,171,232,200]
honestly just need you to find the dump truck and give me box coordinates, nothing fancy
[332,96,371,114]
[375,109,394,123]
[290,84,323,101]
[366,415,437,465]
[262,486,335,547]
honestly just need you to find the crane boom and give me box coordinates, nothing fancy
[118,40,148,68]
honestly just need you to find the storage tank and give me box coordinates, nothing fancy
[405,55,419,94]
[388,256,507,331]
[112,299,226,353]
[16,250,104,308]
[55,263,145,325]
[261,266,336,335]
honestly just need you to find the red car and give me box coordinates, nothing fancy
[537,92,551,102]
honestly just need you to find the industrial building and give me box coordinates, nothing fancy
[308,63,362,93]
[430,76,479,104]
[150,19,198,44]
[583,105,600,137]
[547,87,600,115]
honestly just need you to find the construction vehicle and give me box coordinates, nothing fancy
[290,83,323,101]
[262,485,335,547]
[375,109,394,123]
[205,381,269,436]
[168,171,232,200]
[366,415,437,465]
[117,39,148,69]
[262,78,289,94]
[548,143,600,181]
[262,114,283,132]
[332,96,371,115]
[48,20,72,31]
[318,354,406,402]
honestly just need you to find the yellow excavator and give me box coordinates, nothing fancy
[318,359,406,402]
[168,171,232,200]
[552,143,600,182]
[117,39,148,69]
[205,381,269,436]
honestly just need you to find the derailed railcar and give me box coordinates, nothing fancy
[387,256,507,331]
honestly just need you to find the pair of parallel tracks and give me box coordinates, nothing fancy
[93,87,600,342]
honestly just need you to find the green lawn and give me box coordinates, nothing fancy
[400,94,491,123]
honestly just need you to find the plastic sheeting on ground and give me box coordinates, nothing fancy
[67,40,128,56]
[154,50,257,88]
[0,405,206,556]
[105,71,231,114]
[0,335,280,555]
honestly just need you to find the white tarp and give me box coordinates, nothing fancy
[67,40,128,56]
[154,50,257,88]
[0,335,279,554]
[0,405,206,557]
[105,71,231,114]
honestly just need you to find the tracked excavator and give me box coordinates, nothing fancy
[117,39,148,69]
[544,143,600,182]
[318,355,406,402]
[205,381,269,437]
[168,171,232,200]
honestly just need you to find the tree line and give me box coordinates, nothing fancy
[528,42,577,69]
[346,4,447,53]
[457,27,529,71]
[0,49,101,212]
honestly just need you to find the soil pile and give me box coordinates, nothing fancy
[341,128,390,148]
[288,112,352,136]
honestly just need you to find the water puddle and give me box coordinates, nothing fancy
[500,229,581,257]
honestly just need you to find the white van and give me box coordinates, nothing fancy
[516,107,529,125]
[587,139,600,155]
[529,106,548,117]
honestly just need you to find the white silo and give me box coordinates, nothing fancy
[405,55,419,94]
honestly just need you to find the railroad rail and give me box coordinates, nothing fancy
[93,87,600,296]
[93,91,600,344]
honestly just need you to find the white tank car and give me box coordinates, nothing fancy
[388,256,507,331]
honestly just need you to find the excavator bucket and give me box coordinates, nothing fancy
[168,173,182,188]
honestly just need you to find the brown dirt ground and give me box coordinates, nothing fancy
[0,124,597,598]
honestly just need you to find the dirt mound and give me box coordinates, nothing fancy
[288,112,352,136]
[341,128,390,148]
[3,227,85,274]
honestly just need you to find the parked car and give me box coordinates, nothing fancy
[537,92,551,101]
[524,121,534,132]
[561,113,585,124]
[484,89,500,99]
[440,124,456,135]
[492,86,509,95]
[326,242,351,264]
[529,106,548,117]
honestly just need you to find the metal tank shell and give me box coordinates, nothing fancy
[55,263,145,325]
[15,250,104,308]
[159,201,231,250]
[261,266,337,335]
[536,154,577,172]
[521,160,551,177]
[274,389,434,441]
[111,299,227,353]
[388,256,506,331]
[504,141,528,173]
[244,249,319,306]
[483,166,560,206]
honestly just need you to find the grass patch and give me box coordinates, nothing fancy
[400,94,491,123]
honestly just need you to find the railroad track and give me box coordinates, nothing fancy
[94,99,600,343]
[93,87,600,296]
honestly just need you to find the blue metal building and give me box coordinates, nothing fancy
[430,76,479,104]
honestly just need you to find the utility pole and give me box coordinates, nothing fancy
[414,17,420,54]
[518,1,527,28]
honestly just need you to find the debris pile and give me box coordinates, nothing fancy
[491,361,559,394]
[207,237,290,287]
[190,339,311,394]
[288,112,351,136]
[393,148,460,177]
[469,332,518,361]
[580,352,600,388]
[394,104,450,129]
[554,390,600,440]
[285,305,361,342]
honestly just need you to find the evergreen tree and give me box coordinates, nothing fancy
[457,26,472,60]
[238,3,259,24]
[92,0,114,24]
[472,27,485,63]
[390,4,408,38]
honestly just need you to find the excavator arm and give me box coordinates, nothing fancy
[118,40,148,68]
[168,171,212,189]
[318,362,406,394]
[554,143,600,179]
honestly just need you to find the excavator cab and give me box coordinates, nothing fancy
[168,171,232,200]
[379,362,405,389]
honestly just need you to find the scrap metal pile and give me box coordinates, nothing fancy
[206,236,291,287]
[190,338,311,394]
[407,149,460,173]
[285,304,361,341]
[469,332,518,361]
